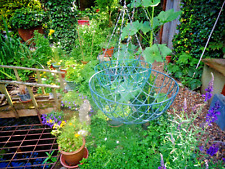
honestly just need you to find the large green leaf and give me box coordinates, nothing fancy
[121,20,141,40]
[143,44,172,63]
[142,0,160,7]
[130,0,142,8]
[140,18,160,34]
[157,9,181,24]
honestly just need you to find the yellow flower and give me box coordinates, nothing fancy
[75,133,80,138]
[53,123,59,129]
[69,122,72,126]
[48,29,55,36]
[48,119,53,123]
[60,121,66,127]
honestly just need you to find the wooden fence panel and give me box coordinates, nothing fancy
[161,0,181,49]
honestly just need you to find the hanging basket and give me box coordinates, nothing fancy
[89,65,179,124]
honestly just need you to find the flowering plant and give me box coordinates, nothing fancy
[43,112,89,152]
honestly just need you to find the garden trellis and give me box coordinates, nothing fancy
[89,0,179,124]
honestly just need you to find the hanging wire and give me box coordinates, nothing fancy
[193,0,225,78]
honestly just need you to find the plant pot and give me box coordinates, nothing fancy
[18,26,43,44]
[60,69,67,79]
[65,81,77,91]
[102,47,114,57]
[51,63,60,70]
[166,55,172,63]
[78,20,89,26]
[60,147,89,168]
[81,61,89,65]
[59,137,86,166]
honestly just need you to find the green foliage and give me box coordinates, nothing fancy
[42,150,57,164]
[32,31,52,66]
[44,0,78,52]
[65,59,85,82]
[169,0,225,89]
[0,0,42,31]
[70,19,110,62]
[10,7,46,29]
[122,2,181,63]
[78,60,99,97]
[0,19,34,80]
[54,117,89,152]
[95,0,120,26]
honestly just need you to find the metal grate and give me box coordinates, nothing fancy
[0,124,59,169]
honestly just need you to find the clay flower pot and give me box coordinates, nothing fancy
[166,55,172,63]
[59,137,86,166]
[18,26,43,44]
[102,47,114,57]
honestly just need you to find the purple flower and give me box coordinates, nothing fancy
[69,106,71,109]
[202,73,214,102]
[199,146,204,152]
[223,158,225,162]
[69,102,71,104]
[61,104,64,107]
[65,101,67,103]
[206,144,219,156]
[61,101,63,103]
[206,101,220,126]
[158,154,166,169]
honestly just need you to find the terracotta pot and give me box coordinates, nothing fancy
[18,26,43,44]
[59,137,86,166]
[166,55,172,63]
[60,69,67,79]
[81,61,89,65]
[60,147,89,168]
[102,47,114,57]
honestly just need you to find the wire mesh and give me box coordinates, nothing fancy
[89,64,179,124]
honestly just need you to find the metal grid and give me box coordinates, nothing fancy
[0,124,59,169]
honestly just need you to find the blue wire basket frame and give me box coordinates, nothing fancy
[89,63,179,124]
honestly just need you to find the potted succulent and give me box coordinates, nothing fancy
[50,116,89,166]
[10,7,46,43]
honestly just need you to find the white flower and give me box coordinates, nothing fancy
[104,138,107,141]
[116,141,119,144]
[78,130,88,136]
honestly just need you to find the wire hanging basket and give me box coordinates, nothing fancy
[89,64,179,124]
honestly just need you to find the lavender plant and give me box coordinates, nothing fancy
[158,73,223,168]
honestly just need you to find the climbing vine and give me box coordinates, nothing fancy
[168,0,225,90]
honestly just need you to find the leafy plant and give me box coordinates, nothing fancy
[42,150,57,164]
[51,116,89,152]
[122,0,181,64]
[0,18,35,80]
[0,0,42,31]
[44,0,78,52]
[10,7,46,29]
[64,59,84,82]
[70,19,110,62]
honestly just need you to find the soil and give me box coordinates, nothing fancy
[152,62,225,165]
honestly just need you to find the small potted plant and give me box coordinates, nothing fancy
[64,59,85,91]
[10,7,46,43]
[101,40,116,57]
[47,115,89,167]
